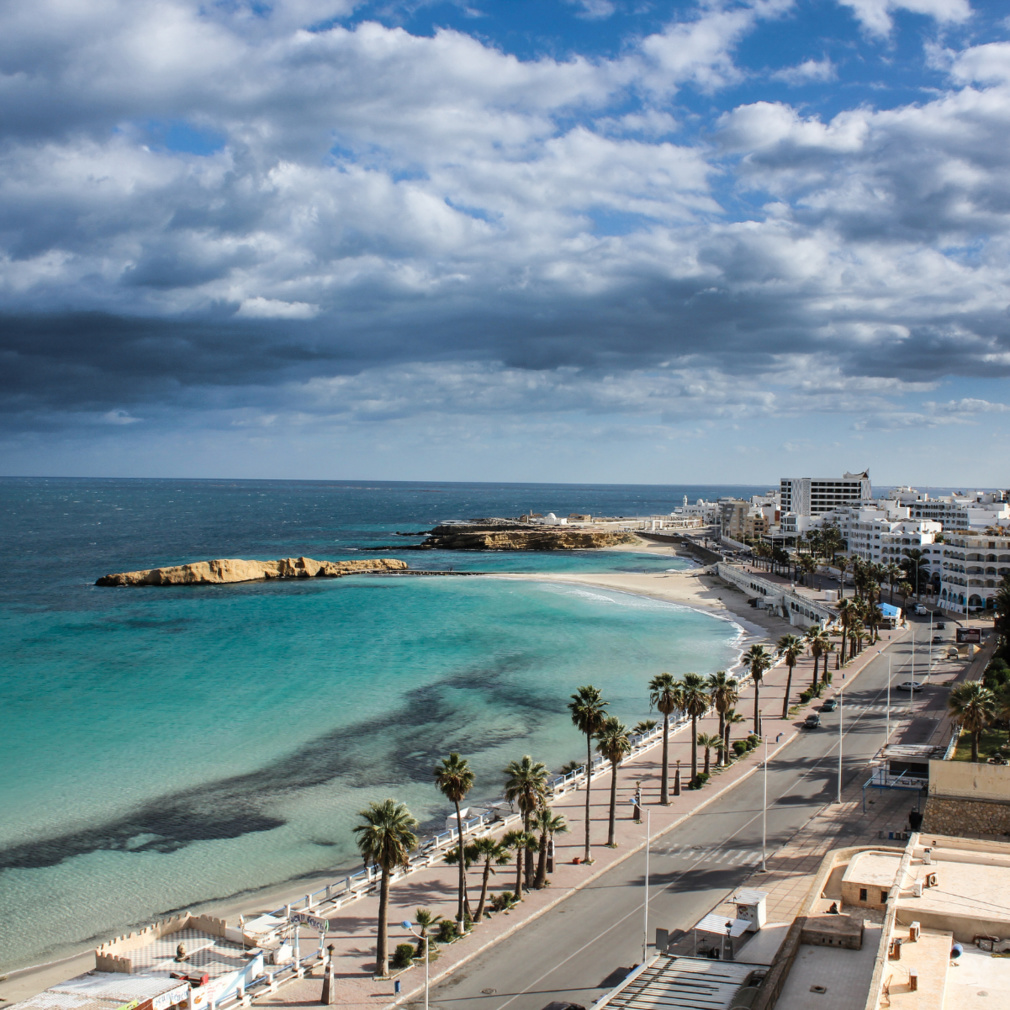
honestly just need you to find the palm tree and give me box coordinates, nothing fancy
[849,619,866,660]
[434,752,475,930]
[649,672,682,804]
[531,806,568,888]
[353,799,419,976]
[884,562,902,604]
[503,755,548,887]
[901,549,930,600]
[469,837,509,922]
[568,685,608,863]
[413,908,442,957]
[632,719,658,736]
[994,681,1010,746]
[681,672,709,781]
[805,625,829,689]
[836,598,855,668]
[777,634,804,719]
[948,682,996,762]
[835,556,849,600]
[696,733,721,776]
[595,716,631,846]
[866,602,883,644]
[707,671,738,767]
[724,709,745,756]
[743,644,773,736]
[898,580,914,613]
[502,829,536,900]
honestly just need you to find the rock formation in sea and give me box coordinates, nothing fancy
[415,522,641,551]
[96,557,409,586]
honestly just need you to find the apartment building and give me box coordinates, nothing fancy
[888,487,1010,530]
[780,470,872,517]
[938,531,1010,614]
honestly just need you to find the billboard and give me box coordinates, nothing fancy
[956,628,982,644]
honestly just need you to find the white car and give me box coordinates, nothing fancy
[898,680,924,692]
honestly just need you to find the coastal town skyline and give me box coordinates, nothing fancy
[2,0,1009,485]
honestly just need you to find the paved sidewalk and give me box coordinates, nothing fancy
[255,624,907,1010]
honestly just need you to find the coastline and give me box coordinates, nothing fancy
[1,540,794,1003]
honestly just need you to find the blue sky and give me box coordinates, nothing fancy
[2,0,1010,486]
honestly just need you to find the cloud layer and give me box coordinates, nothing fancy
[2,0,1010,480]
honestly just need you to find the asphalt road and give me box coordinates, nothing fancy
[412,622,947,1010]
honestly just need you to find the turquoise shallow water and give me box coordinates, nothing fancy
[0,477,763,972]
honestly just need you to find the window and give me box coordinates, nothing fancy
[881,891,888,904]
[859,888,868,902]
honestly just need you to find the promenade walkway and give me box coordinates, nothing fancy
[255,622,909,1010]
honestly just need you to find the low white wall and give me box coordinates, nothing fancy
[928,758,1010,803]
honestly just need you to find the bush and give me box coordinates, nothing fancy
[436,920,458,943]
[392,944,415,970]
[799,689,813,704]
[746,734,760,749]
[687,772,710,790]
[732,740,748,757]
[489,891,516,912]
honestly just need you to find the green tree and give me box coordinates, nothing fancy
[994,574,1010,650]
[595,716,632,846]
[469,837,510,922]
[531,806,569,889]
[680,672,709,781]
[777,634,804,719]
[696,732,721,776]
[836,598,856,668]
[743,644,773,736]
[805,624,830,689]
[649,672,682,804]
[568,685,608,863]
[898,580,914,612]
[434,752,475,930]
[724,709,745,755]
[707,671,738,767]
[948,681,996,762]
[633,719,658,736]
[501,829,536,900]
[503,755,548,887]
[353,799,419,976]
[901,548,930,600]
[412,908,442,957]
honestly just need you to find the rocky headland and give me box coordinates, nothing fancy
[96,557,408,586]
[412,521,641,552]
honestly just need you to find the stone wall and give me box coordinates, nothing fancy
[95,912,232,972]
[921,796,1010,839]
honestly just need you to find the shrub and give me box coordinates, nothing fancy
[489,891,515,912]
[392,944,415,970]
[746,734,760,749]
[732,740,748,757]
[687,772,710,790]
[436,920,458,943]
[799,689,813,704]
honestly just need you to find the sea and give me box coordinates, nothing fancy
[0,477,768,974]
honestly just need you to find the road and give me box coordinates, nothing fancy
[412,622,949,1010]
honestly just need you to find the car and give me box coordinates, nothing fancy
[898,680,924,692]
[915,604,928,616]
[932,636,944,644]
[935,622,945,630]
[541,1004,587,1010]
[804,713,822,729]
[821,698,837,712]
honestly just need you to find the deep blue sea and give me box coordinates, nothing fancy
[0,477,767,972]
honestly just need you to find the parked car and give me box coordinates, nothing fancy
[935,622,945,630]
[804,713,822,729]
[821,698,837,712]
[932,636,944,644]
[915,604,928,615]
[898,680,924,692]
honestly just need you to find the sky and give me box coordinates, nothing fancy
[2,0,1010,486]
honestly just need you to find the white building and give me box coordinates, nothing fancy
[886,487,1010,530]
[939,531,1010,614]
[780,470,872,517]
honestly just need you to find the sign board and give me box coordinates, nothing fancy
[956,628,982,644]
[290,911,332,932]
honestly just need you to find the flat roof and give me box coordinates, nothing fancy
[598,955,765,1010]
[843,851,902,889]
[10,974,188,1010]
[693,914,752,938]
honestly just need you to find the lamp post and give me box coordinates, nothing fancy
[629,800,652,964]
[401,922,428,1010]
[909,627,915,715]
[761,734,768,872]
[836,670,844,804]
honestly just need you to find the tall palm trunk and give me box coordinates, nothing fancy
[475,858,493,923]
[690,716,699,780]
[781,660,794,720]
[513,846,523,900]
[376,867,390,975]
[535,831,549,889]
[717,711,726,766]
[660,712,670,803]
[453,799,467,927]
[753,682,761,736]
[583,732,592,861]
[810,652,819,689]
[523,808,534,887]
[607,759,619,846]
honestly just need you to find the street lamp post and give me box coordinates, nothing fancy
[628,800,652,964]
[761,734,768,872]
[401,922,429,1010]
[909,627,915,715]
[837,671,844,804]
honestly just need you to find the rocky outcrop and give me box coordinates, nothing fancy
[96,557,409,586]
[417,523,640,552]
